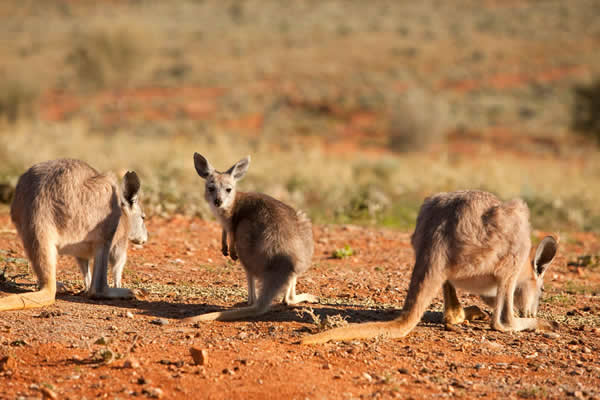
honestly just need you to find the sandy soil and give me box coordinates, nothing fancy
[0,212,599,400]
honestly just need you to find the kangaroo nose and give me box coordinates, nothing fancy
[214,198,222,207]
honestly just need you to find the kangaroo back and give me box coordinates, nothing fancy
[11,159,121,251]
[232,192,313,277]
[2,159,146,311]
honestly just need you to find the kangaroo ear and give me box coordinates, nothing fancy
[123,171,141,205]
[226,155,251,180]
[193,152,214,179]
[533,236,558,276]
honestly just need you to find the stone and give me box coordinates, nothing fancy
[123,357,141,369]
[190,347,208,366]
[0,355,16,372]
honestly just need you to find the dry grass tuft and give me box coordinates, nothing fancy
[1,121,600,231]
[296,307,349,332]
[572,80,600,144]
[0,78,38,123]
[387,88,451,152]
[66,26,152,90]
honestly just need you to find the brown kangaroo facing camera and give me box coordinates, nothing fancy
[184,153,317,323]
[0,159,148,311]
[302,190,557,344]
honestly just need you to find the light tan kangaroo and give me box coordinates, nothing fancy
[0,159,148,311]
[302,190,558,344]
[183,153,317,323]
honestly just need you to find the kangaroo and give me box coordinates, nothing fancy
[301,190,558,344]
[184,153,317,323]
[0,159,148,311]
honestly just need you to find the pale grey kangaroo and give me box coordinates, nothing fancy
[184,153,317,322]
[0,159,148,311]
[302,190,557,344]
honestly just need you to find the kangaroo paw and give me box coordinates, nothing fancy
[443,307,465,325]
[464,305,488,321]
[0,289,56,311]
[88,287,134,300]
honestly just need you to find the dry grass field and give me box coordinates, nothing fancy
[1,1,600,399]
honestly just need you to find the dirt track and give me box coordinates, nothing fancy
[0,212,599,399]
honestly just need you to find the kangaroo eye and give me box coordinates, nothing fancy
[226,188,232,193]
[208,187,215,193]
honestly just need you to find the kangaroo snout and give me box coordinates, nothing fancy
[214,198,222,207]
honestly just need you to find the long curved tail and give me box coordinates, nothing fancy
[301,317,414,344]
[182,304,270,323]
[301,251,446,344]
[0,288,56,311]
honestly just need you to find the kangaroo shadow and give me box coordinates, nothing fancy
[4,280,448,327]
[0,280,37,294]
[55,290,448,327]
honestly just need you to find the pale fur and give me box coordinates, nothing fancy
[0,159,148,311]
[184,153,317,323]
[302,190,558,344]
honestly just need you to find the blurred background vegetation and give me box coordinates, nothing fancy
[0,0,599,231]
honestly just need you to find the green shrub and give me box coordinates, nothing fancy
[332,245,354,259]
[572,80,600,144]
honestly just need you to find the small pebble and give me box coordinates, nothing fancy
[0,356,16,372]
[151,318,169,326]
[362,372,373,382]
[543,332,560,339]
[40,387,58,400]
[137,377,149,385]
[123,357,141,369]
[190,347,208,366]
[126,311,134,319]
[143,387,164,399]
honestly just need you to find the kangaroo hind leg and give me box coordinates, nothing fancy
[0,237,57,311]
[283,275,318,305]
[184,258,292,323]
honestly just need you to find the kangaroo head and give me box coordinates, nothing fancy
[193,153,250,214]
[514,236,558,317]
[121,171,148,245]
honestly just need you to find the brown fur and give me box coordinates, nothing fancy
[184,153,317,322]
[0,159,147,311]
[302,190,557,344]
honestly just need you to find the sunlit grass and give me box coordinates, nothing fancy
[1,120,600,231]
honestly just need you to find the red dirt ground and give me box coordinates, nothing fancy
[1,211,599,399]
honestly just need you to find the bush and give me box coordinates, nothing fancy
[0,79,38,123]
[387,88,451,152]
[572,80,600,143]
[67,27,149,90]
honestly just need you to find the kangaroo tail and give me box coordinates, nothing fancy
[302,250,446,344]
[0,288,56,311]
